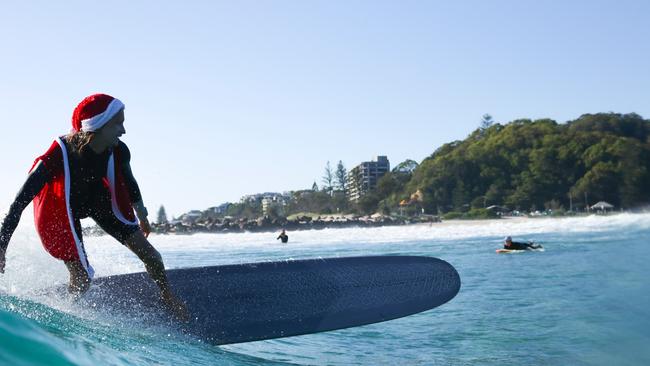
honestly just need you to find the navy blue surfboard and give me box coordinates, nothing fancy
[73,255,460,345]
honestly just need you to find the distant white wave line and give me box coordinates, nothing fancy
[6,212,650,251]
[155,212,650,247]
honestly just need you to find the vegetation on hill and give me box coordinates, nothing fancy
[171,112,650,222]
[391,112,650,214]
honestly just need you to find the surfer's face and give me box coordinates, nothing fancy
[96,110,126,148]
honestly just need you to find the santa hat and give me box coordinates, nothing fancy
[72,93,125,132]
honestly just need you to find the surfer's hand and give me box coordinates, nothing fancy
[139,218,152,238]
[162,292,189,322]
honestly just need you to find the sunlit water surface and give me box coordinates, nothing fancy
[1,212,649,365]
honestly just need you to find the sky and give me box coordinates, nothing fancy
[1,0,648,218]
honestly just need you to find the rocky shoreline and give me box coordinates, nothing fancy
[149,215,442,235]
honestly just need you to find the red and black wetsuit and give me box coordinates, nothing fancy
[1,138,141,275]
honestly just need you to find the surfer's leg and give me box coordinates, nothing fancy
[121,231,188,320]
[64,260,91,294]
[91,198,187,319]
[121,231,166,288]
[90,205,185,316]
[62,218,91,294]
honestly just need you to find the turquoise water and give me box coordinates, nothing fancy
[1,213,649,365]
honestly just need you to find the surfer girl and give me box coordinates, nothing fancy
[0,93,186,318]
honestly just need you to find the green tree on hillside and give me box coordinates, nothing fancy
[480,114,494,132]
[335,161,347,192]
[156,205,168,224]
[322,161,334,195]
[403,113,650,214]
[393,159,419,174]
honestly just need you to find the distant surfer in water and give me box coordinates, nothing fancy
[0,93,186,319]
[277,229,289,243]
[504,236,542,250]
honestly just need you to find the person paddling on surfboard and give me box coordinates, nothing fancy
[0,93,187,320]
[504,236,542,250]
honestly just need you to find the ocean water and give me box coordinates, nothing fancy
[1,213,649,365]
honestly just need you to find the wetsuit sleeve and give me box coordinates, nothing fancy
[118,142,144,204]
[0,162,51,251]
[117,142,147,219]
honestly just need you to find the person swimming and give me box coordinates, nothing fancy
[277,229,288,243]
[503,236,542,250]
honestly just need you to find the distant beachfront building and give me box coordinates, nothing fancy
[346,156,390,202]
[262,196,286,216]
[204,203,231,218]
[239,192,289,216]
[180,210,203,224]
[240,192,290,204]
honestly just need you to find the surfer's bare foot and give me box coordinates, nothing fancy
[162,292,189,322]
[65,260,91,295]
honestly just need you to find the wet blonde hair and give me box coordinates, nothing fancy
[65,131,95,155]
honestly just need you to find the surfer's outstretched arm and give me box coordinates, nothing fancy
[122,230,188,320]
[0,162,50,273]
